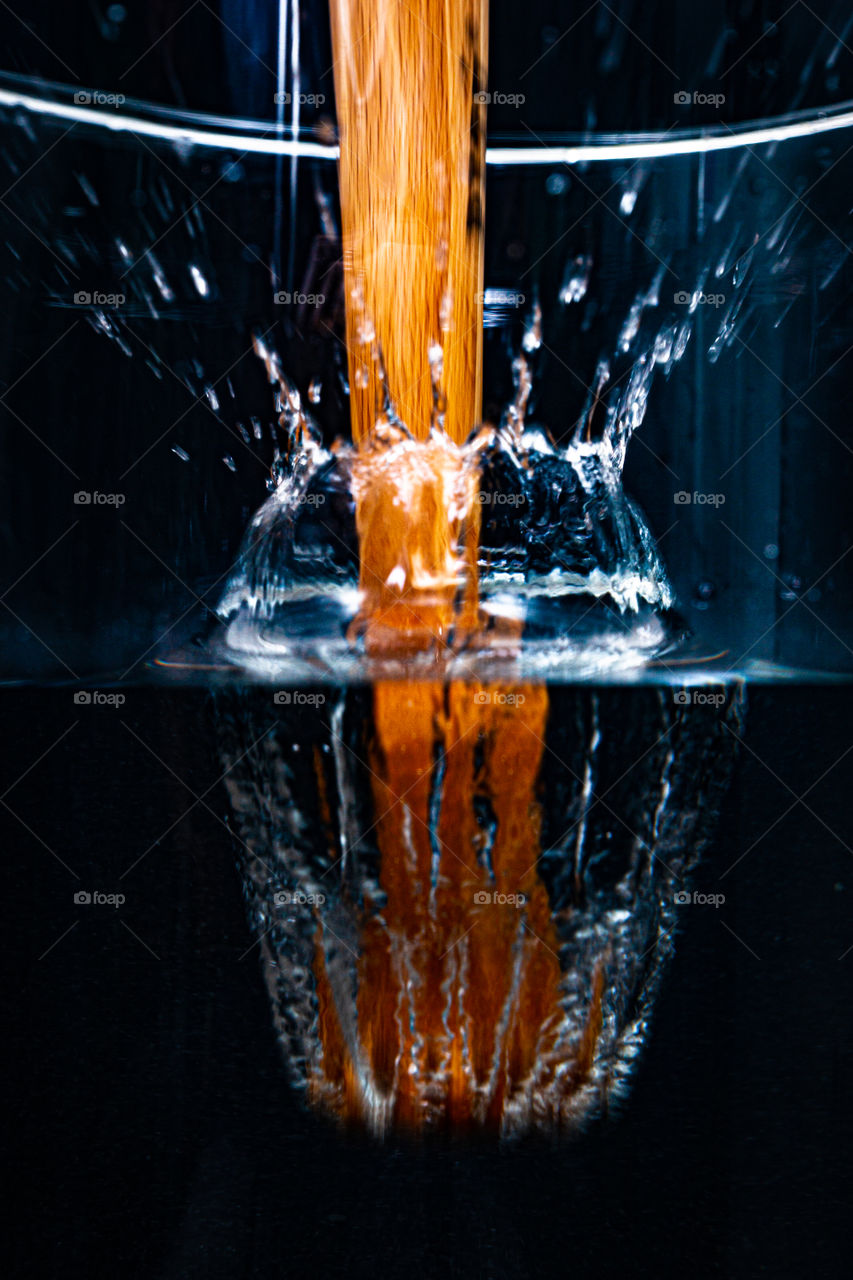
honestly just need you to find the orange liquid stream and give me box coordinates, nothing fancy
[309,3,594,1131]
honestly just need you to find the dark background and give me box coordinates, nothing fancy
[2,0,853,131]
[1,8,852,1275]
[0,0,851,677]
[3,684,853,1279]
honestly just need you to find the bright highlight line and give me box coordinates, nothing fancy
[1,84,853,164]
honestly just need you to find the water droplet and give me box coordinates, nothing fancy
[521,302,542,353]
[190,263,210,298]
[308,379,322,404]
[221,159,245,184]
[172,445,190,461]
[222,455,236,472]
[357,320,375,345]
[147,251,174,302]
[559,254,592,305]
[75,173,99,207]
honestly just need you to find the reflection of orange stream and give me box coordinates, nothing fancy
[311,684,604,1131]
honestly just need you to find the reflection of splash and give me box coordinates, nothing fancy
[312,683,572,1131]
[217,682,743,1138]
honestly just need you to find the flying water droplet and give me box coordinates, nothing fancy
[190,263,210,297]
[521,301,542,353]
[75,173,99,206]
[147,251,174,302]
[559,254,592,305]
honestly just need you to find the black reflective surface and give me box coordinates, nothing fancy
[4,685,853,1278]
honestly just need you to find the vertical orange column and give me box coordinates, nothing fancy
[307,683,605,1134]
[330,0,488,444]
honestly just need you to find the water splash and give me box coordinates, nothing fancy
[216,317,677,679]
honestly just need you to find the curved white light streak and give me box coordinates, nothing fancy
[1,83,853,165]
